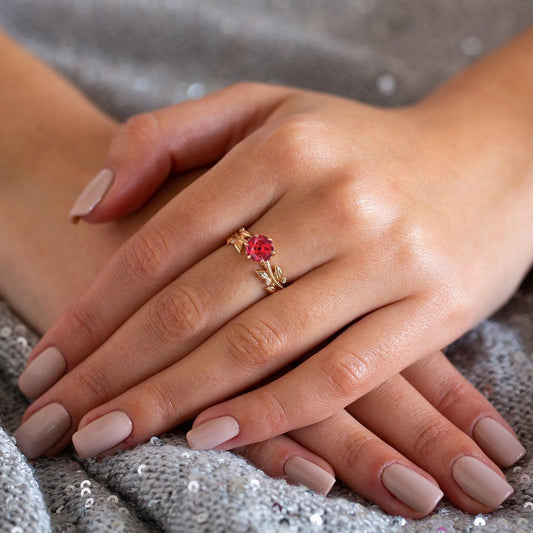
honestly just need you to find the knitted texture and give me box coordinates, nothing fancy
[0,1,532,531]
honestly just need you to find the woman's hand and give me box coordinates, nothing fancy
[22,76,533,451]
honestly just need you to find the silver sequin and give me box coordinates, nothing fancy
[376,73,397,96]
[310,513,323,526]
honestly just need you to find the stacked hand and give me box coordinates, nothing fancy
[15,81,530,517]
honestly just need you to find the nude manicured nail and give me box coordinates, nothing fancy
[473,418,526,468]
[72,411,133,458]
[452,456,513,508]
[381,464,443,514]
[18,347,67,399]
[186,416,239,450]
[284,456,336,495]
[69,168,114,223]
[14,403,70,459]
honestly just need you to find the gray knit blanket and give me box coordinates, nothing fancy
[1,1,532,531]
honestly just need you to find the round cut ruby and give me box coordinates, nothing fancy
[246,235,273,262]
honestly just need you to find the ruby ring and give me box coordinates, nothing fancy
[226,228,287,293]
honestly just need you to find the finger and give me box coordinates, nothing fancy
[401,351,526,468]
[186,297,453,449]
[19,195,340,418]
[290,410,443,517]
[25,114,296,380]
[46,296,413,459]
[24,253,400,458]
[69,82,295,223]
[346,374,514,513]
[236,434,336,496]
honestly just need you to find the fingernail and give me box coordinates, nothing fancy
[473,418,526,468]
[18,347,67,399]
[186,416,239,450]
[69,168,114,223]
[284,456,336,495]
[452,456,513,508]
[381,464,443,514]
[14,403,70,458]
[72,411,133,458]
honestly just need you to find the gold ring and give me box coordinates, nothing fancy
[227,228,287,293]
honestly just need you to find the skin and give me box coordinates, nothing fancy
[0,27,529,518]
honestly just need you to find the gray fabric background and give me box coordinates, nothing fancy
[0,1,532,531]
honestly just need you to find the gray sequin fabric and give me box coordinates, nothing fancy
[0,1,532,531]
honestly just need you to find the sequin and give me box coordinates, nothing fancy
[524,502,533,509]
[0,326,12,338]
[461,36,483,56]
[107,495,119,503]
[519,474,531,484]
[137,464,146,475]
[16,337,28,348]
[187,480,200,492]
[376,73,397,96]
[513,466,523,473]
[80,487,91,496]
[250,478,260,489]
[187,83,207,100]
[13,325,27,335]
[473,516,486,526]
[310,513,323,526]
[65,484,75,492]
[10,528,23,533]
[80,480,91,488]
[133,76,152,93]
[196,512,209,523]
[85,498,94,508]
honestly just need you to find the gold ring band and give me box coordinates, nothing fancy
[227,228,287,293]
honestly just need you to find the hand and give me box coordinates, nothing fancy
[16,80,530,510]
[235,350,523,516]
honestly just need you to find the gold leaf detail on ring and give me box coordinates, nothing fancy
[255,260,287,293]
[226,227,252,254]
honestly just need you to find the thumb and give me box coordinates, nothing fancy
[69,82,293,224]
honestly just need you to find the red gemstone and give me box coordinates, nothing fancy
[246,235,273,262]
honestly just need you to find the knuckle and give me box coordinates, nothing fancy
[412,419,454,458]
[75,362,114,405]
[255,389,288,436]
[225,318,284,372]
[120,112,161,146]
[122,224,173,282]
[149,284,206,340]
[64,304,100,346]
[434,377,472,416]
[321,349,376,399]
[262,117,331,173]
[341,433,375,467]
[142,379,177,425]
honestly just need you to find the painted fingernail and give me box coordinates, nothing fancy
[14,403,70,459]
[284,456,336,495]
[186,416,239,450]
[72,411,133,458]
[69,168,114,223]
[452,456,513,508]
[18,347,67,399]
[381,464,443,514]
[473,418,526,468]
